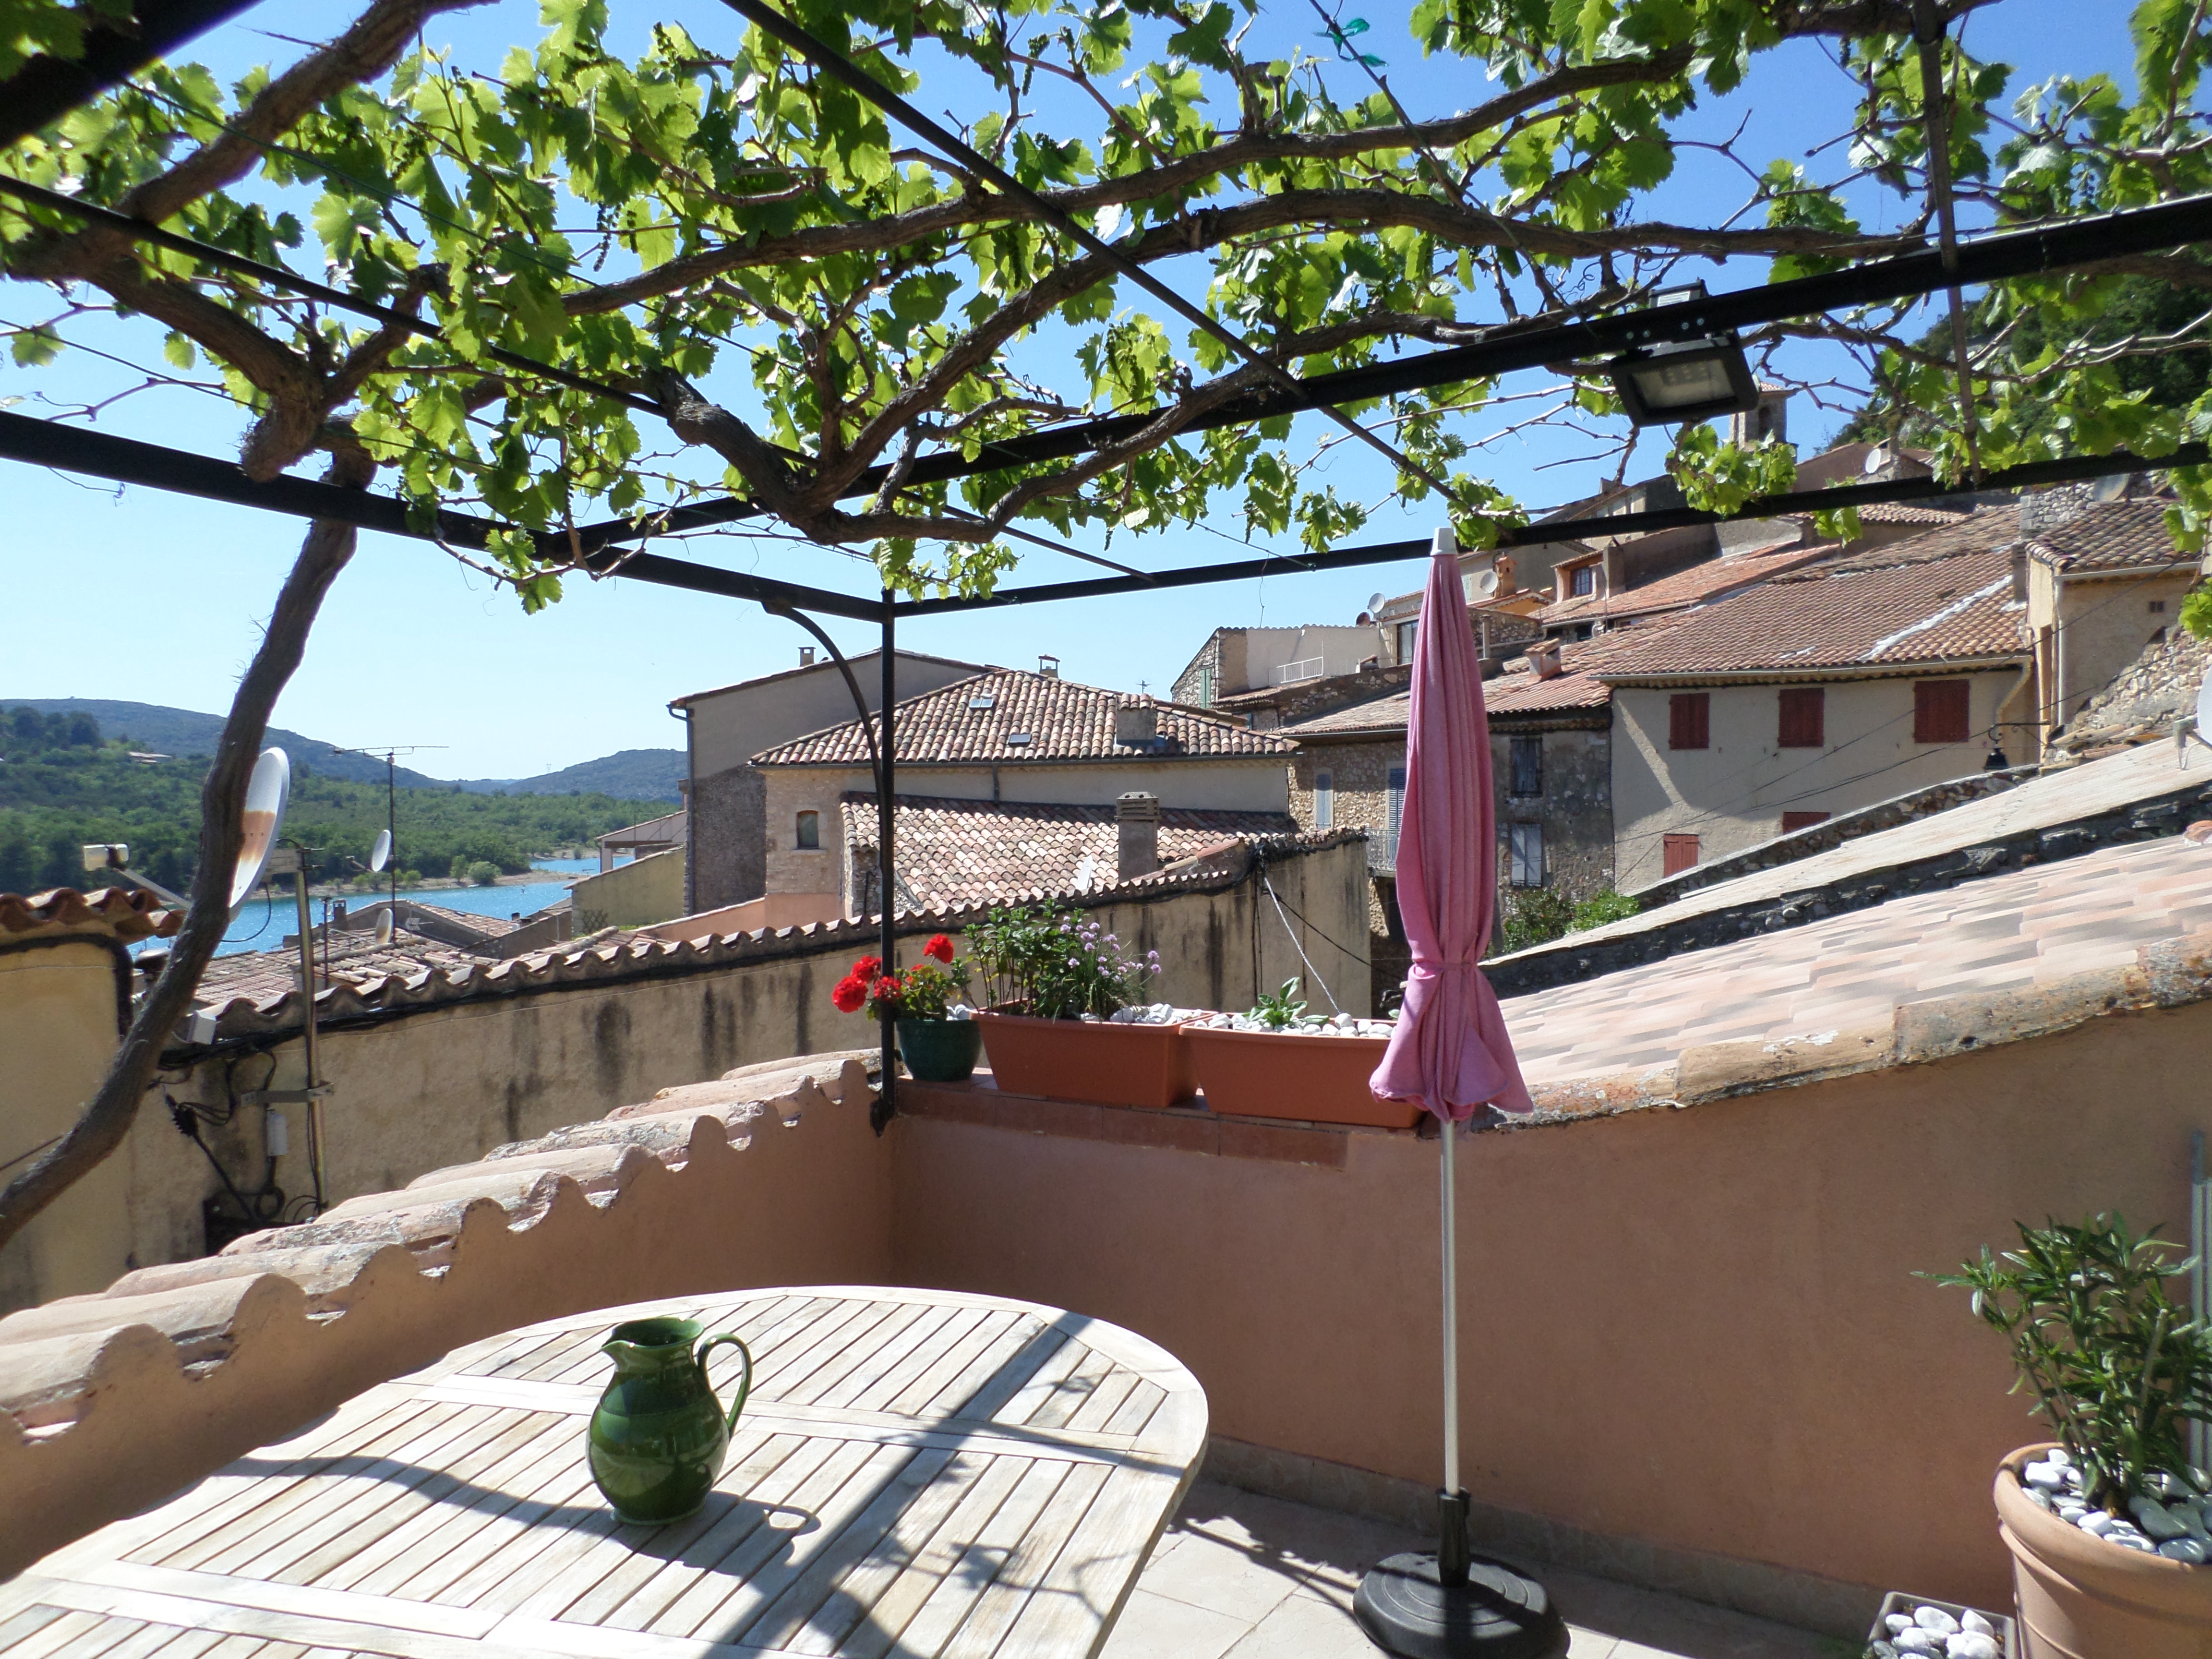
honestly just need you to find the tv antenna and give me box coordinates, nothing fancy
[329,745,445,947]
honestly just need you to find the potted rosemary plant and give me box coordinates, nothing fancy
[831,935,982,1082]
[1933,1213,2212,1658]
[964,903,1189,1108]
[1182,979,1415,1128]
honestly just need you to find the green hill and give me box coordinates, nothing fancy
[0,699,445,787]
[0,707,661,896]
[457,748,685,802]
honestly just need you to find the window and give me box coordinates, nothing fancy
[1777,686,1826,748]
[1780,810,1831,834]
[1383,765,1407,867]
[1396,620,1418,663]
[1571,565,1598,597]
[1668,692,1710,750]
[1313,769,1334,830]
[1197,665,1215,707]
[1509,735,1543,798]
[1662,833,1700,877]
[1914,679,1971,744]
[794,810,820,850]
[1508,822,1543,887]
[2152,600,2169,613]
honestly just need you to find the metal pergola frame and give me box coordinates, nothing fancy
[6,2,2212,1132]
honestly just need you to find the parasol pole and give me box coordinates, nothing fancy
[1439,1115,1469,1586]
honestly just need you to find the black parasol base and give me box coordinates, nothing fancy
[1354,1491,1568,1659]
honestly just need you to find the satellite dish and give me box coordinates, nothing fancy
[228,748,291,917]
[1367,592,1386,613]
[2092,473,2129,504]
[370,828,393,872]
[374,905,395,945]
[1468,568,1500,600]
[2196,664,2212,740]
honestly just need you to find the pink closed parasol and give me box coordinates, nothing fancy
[1356,530,1563,1659]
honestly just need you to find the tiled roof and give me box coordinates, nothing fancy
[753,668,1297,766]
[839,793,1299,910]
[2028,498,2195,573]
[1595,544,2025,680]
[1844,501,1972,526]
[195,933,503,1013]
[1503,834,2212,1092]
[0,886,181,942]
[1281,619,1690,736]
[1803,505,2018,573]
[1532,541,1841,628]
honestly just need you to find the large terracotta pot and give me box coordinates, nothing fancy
[1185,1028,1421,1129]
[1996,1444,2212,1659]
[975,1012,1197,1110]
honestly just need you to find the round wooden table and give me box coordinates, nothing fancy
[3,1285,1209,1659]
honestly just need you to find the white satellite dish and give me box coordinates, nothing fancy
[1367,592,1386,613]
[228,748,291,917]
[374,905,395,946]
[1467,568,1500,600]
[2196,664,2212,741]
[370,828,393,872]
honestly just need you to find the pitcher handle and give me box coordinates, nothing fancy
[696,1332,754,1435]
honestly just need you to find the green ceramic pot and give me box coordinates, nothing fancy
[587,1315,753,1525]
[897,1017,984,1082]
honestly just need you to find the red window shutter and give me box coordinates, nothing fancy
[1668,692,1710,750]
[1662,834,1700,876]
[1915,679,1971,744]
[1780,810,1831,834]
[1777,687,1825,748]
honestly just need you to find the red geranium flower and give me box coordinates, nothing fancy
[850,954,883,982]
[831,975,868,1014]
[924,934,955,963]
[871,974,904,1003]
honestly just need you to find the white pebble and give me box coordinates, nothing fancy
[1960,1611,1995,1636]
[1885,1613,1914,1634]
[2024,1462,2068,1491]
[2080,1511,2116,1535]
[2046,1447,2071,1466]
[1913,1607,1960,1636]
[2132,1496,2189,1541]
[1893,1632,1941,1657]
[1945,1635,1999,1659]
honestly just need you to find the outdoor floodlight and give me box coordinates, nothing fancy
[1608,335,1761,427]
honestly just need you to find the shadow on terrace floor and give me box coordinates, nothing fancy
[1107,1480,1849,1659]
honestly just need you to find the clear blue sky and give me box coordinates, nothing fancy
[0,0,2137,778]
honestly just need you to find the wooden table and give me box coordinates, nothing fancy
[1,1285,1209,1659]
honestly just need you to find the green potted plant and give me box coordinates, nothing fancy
[1933,1213,2212,1658]
[966,903,1190,1109]
[1183,980,1418,1129]
[832,935,982,1082]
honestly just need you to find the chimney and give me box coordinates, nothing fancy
[799,646,816,666]
[1530,639,1563,680]
[1038,654,1060,679]
[1117,792,1161,881]
[2009,542,2031,602]
[1114,701,1158,746]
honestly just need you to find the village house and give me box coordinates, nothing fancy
[669,647,985,914]
[1169,622,1388,708]
[1597,494,2191,889]
[748,664,1300,921]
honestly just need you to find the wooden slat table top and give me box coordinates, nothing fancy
[7,1286,1208,1659]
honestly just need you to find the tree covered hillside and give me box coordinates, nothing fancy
[0,709,661,895]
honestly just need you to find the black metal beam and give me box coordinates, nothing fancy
[0,0,260,145]
[565,192,2212,556]
[895,442,2212,616]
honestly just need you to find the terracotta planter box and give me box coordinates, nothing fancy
[975,1012,1197,1110]
[1996,1444,2212,1659]
[1184,1028,1421,1129]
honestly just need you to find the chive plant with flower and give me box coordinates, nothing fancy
[966,903,1162,1020]
[832,935,971,1022]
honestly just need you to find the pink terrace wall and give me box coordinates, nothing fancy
[891,1001,2212,1620]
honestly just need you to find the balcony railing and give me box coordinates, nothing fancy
[1274,657,1325,684]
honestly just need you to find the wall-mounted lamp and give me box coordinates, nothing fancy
[1604,283,1761,427]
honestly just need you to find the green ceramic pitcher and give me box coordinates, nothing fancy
[587,1316,754,1525]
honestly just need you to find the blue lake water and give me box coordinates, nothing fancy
[203,859,587,957]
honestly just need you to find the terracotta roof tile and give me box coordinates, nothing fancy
[1533,542,1843,628]
[753,668,1297,766]
[2027,498,2194,573]
[1503,836,2212,1089]
[1595,544,2025,680]
[0,886,181,942]
[839,793,1300,910]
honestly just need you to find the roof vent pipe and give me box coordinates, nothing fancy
[1117,792,1161,881]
